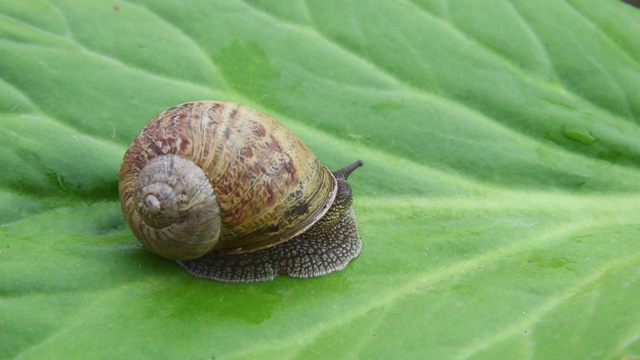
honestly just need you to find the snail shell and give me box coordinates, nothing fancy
[119,101,362,282]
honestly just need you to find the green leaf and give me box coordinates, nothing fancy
[2,0,639,358]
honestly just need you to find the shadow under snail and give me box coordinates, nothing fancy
[118,101,363,283]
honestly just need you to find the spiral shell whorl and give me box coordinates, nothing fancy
[127,155,222,260]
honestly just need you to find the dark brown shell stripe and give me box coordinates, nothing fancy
[120,101,337,253]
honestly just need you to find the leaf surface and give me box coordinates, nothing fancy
[1,1,639,359]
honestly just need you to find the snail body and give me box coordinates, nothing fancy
[119,101,362,282]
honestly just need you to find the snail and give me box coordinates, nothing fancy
[118,101,363,283]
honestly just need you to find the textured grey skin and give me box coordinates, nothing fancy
[177,161,363,283]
